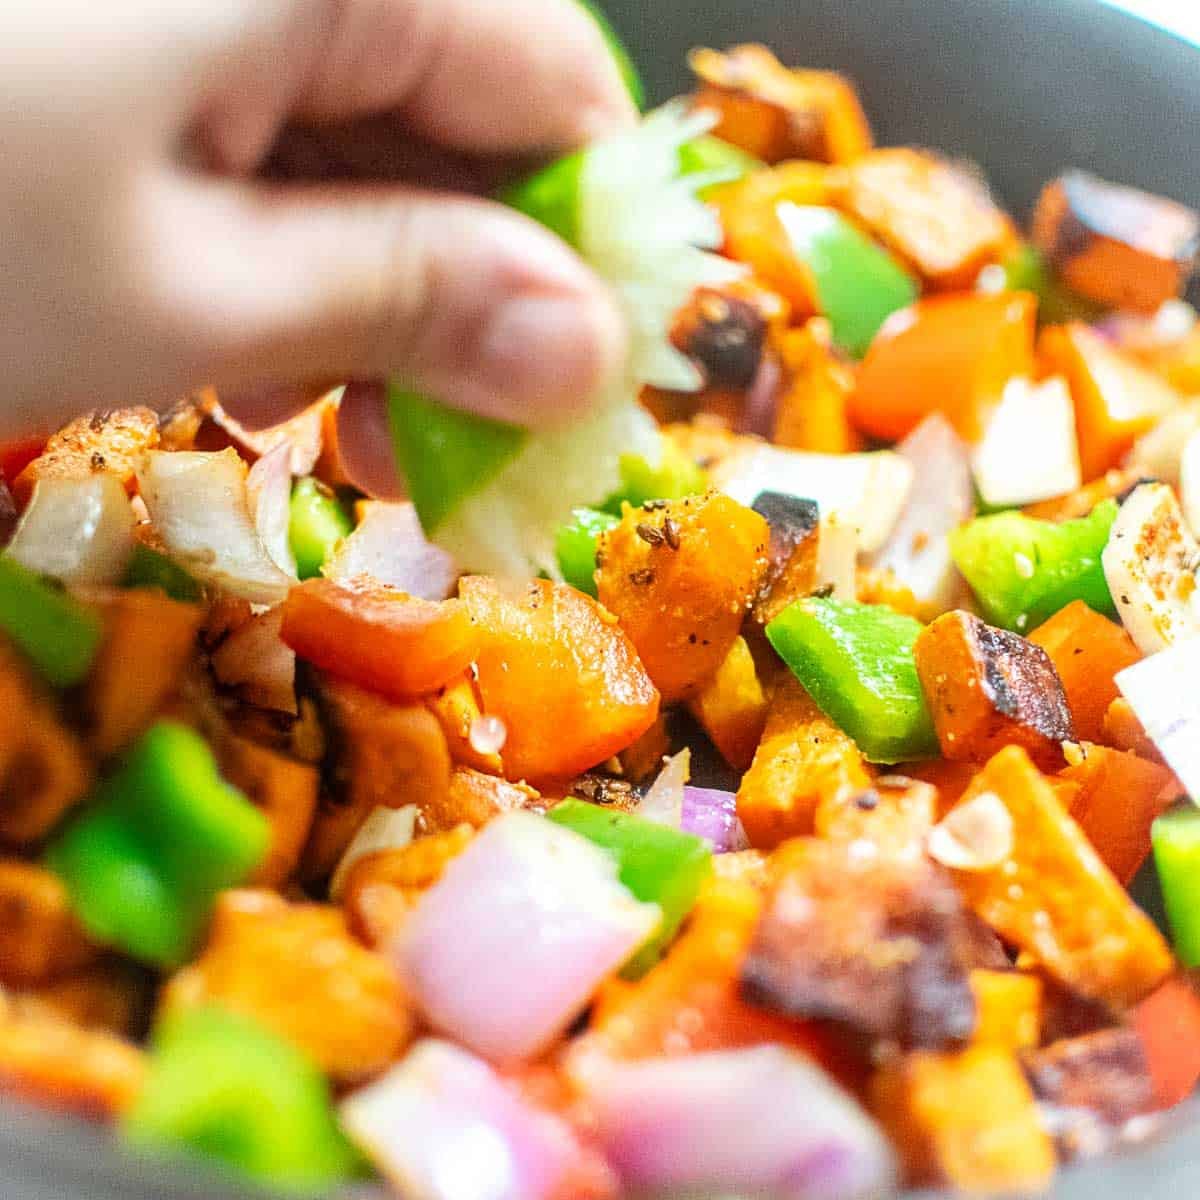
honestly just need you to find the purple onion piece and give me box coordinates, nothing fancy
[682,786,746,853]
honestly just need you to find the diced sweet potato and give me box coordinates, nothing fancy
[690,44,872,164]
[1134,976,1200,1110]
[595,493,767,704]
[736,675,872,849]
[833,148,1015,290]
[12,407,160,505]
[871,1046,1055,1192]
[302,681,450,882]
[686,636,768,771]
[1060,741,1177,884]
[462,577,660,782]
[855,566,925,621]
[161,889,411,1084]
[1023,467,1148,523]
[770,319,862,454]
[78,589,204,757]
[969,970,1042,1051]
[1029,601,1142,744]
[744,840,978,1049]
[813,775,937,862]
[0,641,91,846]
[749,492,820,626]
[671,284,773,393]
[1101,696,1166,763]
[906,758,981,817]
[915,611,1074,767]
[424,672,502,775]
[1039,322,1177,481]
[22,959,150,1038]
[424,766,536,830]
[946,746,1173,1009]
[1033,171,1199,314]
[617,714,671,784]
[0,860,99,986]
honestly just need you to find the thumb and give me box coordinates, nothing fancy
[152,175,625,427]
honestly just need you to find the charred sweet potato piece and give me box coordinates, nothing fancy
[217,734,320,889]
[743,840,978,1049]
[1060,741,1177,884]
[12,407,160,505]
[749,491,820,626]
[672,285,771,392]
[770,320,862,454]
[78,589,204,757]
[0,860,99,986]
[969,970,1042,1051]
[690,44,872,164]
[301,681,450,882]
[871,1046,1055,1192]
[914,611,1074,768]
[686,636,768,771]
[813,775,937,861]
[463,577,660,781]
[0,641,91,846]
[1134,976,1200,1110]
[23,959,150,1038]
[1033,171,1199,314]
[595,493,767,703]
[425,766,537,831]
[161,889,411,1084]
[1029,601,1142,744]
[833,148,1015,290]
[736,675,872,849]
[946,746,1173,1009]
[424,673,502,775]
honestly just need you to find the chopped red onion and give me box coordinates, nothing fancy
[681,786,746,852]
[394,812,660,1063]
[580,1046,896,1200]
[323,501,457,600]
[210,607,297,714]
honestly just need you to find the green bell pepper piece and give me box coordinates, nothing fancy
[766,597,937,763]
[678,136,763,198]
[498,149,587,247]
[124,1007,361,1192]
[949,499,1118,634]
[122,544,202,604]
[1153,806,1200,968]
[46,722,270,967]
[546,799,712,976]
[777,205,918,359]
[555,508,619,597]
[997,243,1104,325]
[601,447,708,515]
[0,554,103,687]
[573,0,645,109]
[289,477,353,580]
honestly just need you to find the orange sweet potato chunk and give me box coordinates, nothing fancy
[968,969,1042,1051]
[813,775,937,861]
[946,746,1172,1009]
[0,860,100,987]
[425,673,503,775]
[770,319,862,454]
[686,636,768,771]
[462,577,660,782]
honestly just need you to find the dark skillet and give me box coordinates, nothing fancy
[4,1,1199,1196]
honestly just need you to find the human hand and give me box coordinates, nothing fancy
[0,0,634,487]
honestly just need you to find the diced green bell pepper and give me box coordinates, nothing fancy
[122,543,202,604]
[573,0,645,109]
[546,799,712,976]
[996,243,1104,325]
[601,447,708,514]
[776,205,918,359]
[46,722,270,967]
[498,149,587,247]
[124,1007,362,1192]
[289,477,353,580]
[678,136,763,198]
[555,508,619,597]
[0,554,103,687]
[949,499,1118,634]
[766,597,937,763]
[1153,806,1200,968]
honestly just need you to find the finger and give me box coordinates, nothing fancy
[150,173,626,427]
[335,381,405,499]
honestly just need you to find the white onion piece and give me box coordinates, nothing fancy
[7,475,135,585]
[637,747,689,828]
[210,388,340,475]
[246,441,297,578]
[210,607,297,715]
[579,1046,897,1200]
[869,414,973,612]
[715,445,913,554]
[817,514,857,600]
[341,1040,600,1200]
[329,804,418,900]
[1127,401,1200,486]
[324,501,456,600]
[394,812,660,1062]
[972,377,1081,507]
[137,449,292,605]
[1117,641,1200,803]
[1102,482,1200,655]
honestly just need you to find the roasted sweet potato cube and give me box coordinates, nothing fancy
[24,959,151,1039]
[915,611,1074,768]
[617,714,671,784]
[871,1046,1055,1192]
[744,840,978,1049]
[425,766,537,830]
[424,673,502,775]
[946,746,1173,1009]
[814,775,937,861]
[686,636,768,771]
[690,44,872,165]
[736,675,872,849]
[969,969,1042,1051]
[854,566,925,621]
[1101,696,1166,763]
[672,285,770,392]
[161,889,411,1084]
[770,320,862,454]
[1033,171,1200,314]
[0,860,99,986]
[12,407,160,505]
[749,491,820,626]
[1023,467,1148,523]
[834,148,1016,290]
